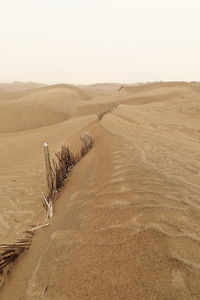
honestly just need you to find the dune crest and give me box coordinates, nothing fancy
[0,82,200,299]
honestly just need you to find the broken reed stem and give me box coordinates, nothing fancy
[0,132,94,288]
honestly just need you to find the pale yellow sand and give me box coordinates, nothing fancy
[0,82,200,299]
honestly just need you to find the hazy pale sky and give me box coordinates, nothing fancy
[0,0,199,84]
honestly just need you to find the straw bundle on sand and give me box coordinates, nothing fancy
[0,237,32,287]
[0,228,35,287]
[0,223,49,287]
[0,132,93,287]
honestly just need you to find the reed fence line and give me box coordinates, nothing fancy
[0,131,94,287]
[97,103,118,121]
[42,131,93,219]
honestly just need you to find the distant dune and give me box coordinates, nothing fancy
[0,81,45,91]
[0,82,46,101]
[0,82,200,299]
[0,83,122,133]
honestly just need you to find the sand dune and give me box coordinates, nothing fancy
[0,83,120,133]
[0,82,200,299]
[0,82,46,102]
[82,83,122,96]
[0,85,85,133]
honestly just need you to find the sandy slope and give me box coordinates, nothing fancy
[0,82,45,102]
[0,82,200,299]
[0,82,120,243]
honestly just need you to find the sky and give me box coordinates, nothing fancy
[0,0,200,84]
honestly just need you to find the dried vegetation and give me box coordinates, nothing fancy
[97,103,118,121]
[0,132,94,287]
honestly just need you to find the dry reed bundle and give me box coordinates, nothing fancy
[43,132,94,219]
[79,131,94,158]
[0,242,30,286]
[54,146,77,189]
[0,223,49,287]
[97,103,118,121]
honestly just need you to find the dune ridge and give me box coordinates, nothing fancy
[0,82,200,299]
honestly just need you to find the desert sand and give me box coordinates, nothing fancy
[0,81,200,299]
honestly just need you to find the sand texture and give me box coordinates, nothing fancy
[0,82,200,299]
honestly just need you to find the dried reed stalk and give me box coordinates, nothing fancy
[0,233,33,287]
[0,223,50,287]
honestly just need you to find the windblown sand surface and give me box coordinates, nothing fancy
[0,82,200,299]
